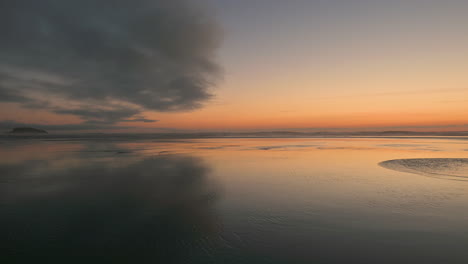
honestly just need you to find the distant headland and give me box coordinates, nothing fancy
[9,127,48,134]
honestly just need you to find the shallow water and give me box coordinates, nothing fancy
[1,136,468,263]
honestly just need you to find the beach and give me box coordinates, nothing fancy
[1,136,468,263]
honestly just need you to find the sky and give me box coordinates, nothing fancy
[1,0,468,132]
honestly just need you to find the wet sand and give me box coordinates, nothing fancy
[1,136,468,263]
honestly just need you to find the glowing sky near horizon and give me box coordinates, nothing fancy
[1,0,468,131]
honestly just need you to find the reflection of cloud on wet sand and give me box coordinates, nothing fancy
[377,144,441,152]
[379,158,468,181]
[0,154,220,263]
[194,145,241,150]
[411,148,441,152]
[253,145,320,151]
[317,146,373,150]
[378,144,427,148]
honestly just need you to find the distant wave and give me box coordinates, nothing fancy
[379,158,468,181]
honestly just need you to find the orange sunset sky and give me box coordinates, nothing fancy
[1,0,467,132]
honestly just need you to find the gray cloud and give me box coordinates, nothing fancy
[0,0,221,125]
[0,120,132,132]
[122,118,158,123]
[54,108,142,124]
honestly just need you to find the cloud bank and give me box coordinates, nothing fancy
[0,0,221,126]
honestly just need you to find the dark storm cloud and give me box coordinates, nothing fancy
[0,0,221,124]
